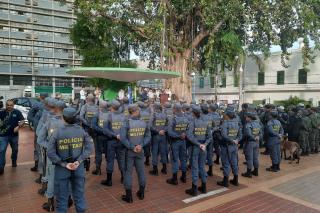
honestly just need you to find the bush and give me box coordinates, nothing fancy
[275,96,311,109]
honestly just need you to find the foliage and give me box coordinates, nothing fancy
[276,96,312,109]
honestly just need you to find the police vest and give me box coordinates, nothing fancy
[271,120,281,134]
[173,115,188,135]
[84,104,98,124]
[128,119,147,146]
[98,111,109,128]
[153,112,167,132]
[55,124,87,161]
[250,121,261,137]
[110,112,126,135]
[193,118,208,143]
[202,114,213,129]
[165,108,173,119]
[226,120,239,140]
[140,110,151,123]
[47,115,63,140]
[211,112,221,127]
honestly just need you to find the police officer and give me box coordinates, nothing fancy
[217,107,242,187]
[28,92,48,172]
[167,103,189,185]
[120,104,151,203]
[79,94,99,171]
[266,110,284,172]
[0,99,25,175]
[299,109,312,156]
[186,105,212,196]
[149,102,168,175]
[138,101,152,166]
[101,100,126,186]
[47,107,94,213]
[40,100,66,211]
[164,102,174,120]
[91,101,109,175]
[208,104,222,166]
[308,107,319,154]
[242,111,262,178]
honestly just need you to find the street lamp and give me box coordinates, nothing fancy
[191,72,196,102]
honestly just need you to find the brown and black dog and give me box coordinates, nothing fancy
[281,135,302,164]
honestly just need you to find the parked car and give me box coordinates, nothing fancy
[12,97,40,125]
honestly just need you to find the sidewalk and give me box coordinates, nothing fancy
[1,128,319,213]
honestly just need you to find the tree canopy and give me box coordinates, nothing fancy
[71,0,320,101]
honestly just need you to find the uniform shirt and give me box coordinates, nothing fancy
[91,110,109,136]
[150,111,168,134]
[0,109,24,137]
[221,118,243,144]
[79,103,99,127]
[120,116,151,150]
[103,111,127,139]
[244,120,262,142]
[167,112,189,139]
[187,117,212,146]
[47,123,94,167]
[37,114,63,148]
[267,119,284,138]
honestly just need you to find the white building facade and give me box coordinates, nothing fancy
[194,50,320,106]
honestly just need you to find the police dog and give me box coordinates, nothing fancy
[281,135,302,164]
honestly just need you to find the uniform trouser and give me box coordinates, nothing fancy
[95,135,107,167]
[54,164,86,213]
[143,144,151,158]
[170,140,187,173]
[298,131,309,153]
[151,135,168,166]
[220,144,238,177]
[124,150,146,190]
[40,147,48,182]
[191,146,207,185]
[45,157,55,198]
[0,136,18,169]
[244,141,259,170]
[267,140,281,165]
[206,140,214,166]
[309,129,317,151]
[107,139,125,173]
[213,141,220,157]
[33,133,39,161]
[186,141,192,165]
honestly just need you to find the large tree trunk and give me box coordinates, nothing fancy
[165,50,192,102]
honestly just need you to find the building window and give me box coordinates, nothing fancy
[55,77,71,87]
[74,77,87,87]
[277,70,285,85]
[258,72,265,85]
[199,77,204,89]
[220,75,226,88]
[0,75,10,85]
[210,76,215,88]
[35,77,52,86]
[234,74,239,87]
[13,75,32,86]
[298,68,307,84]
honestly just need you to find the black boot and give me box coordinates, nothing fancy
[0,168,3,175]
[276,164,280,171]
[180,171,187,183]
[252,168,259,176]
[166,173,178,185]
[42,197,54,212]
[217,176,229,187]
[207,166,213,176]
[161,163,167,174]
[91,166,101,175]
[241,169,252,178]
[144,156,150,166]
[214,155,220,165]
[38,182,47,196]
[122,189,133,203]
[68,196,73,208]
[185,183,198,196]
[136,185,145,200]
[230,175,239,186]
[198,182,207,194]
[266,164,278,172]
[149,165,158,176]
[12,160,17,167]
[101,173,112,186]
[84,158,90,171]
[30,161,38,172]
[35,174,42,184]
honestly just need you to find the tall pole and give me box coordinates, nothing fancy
[239,66,243,106]
[191,72,195,102]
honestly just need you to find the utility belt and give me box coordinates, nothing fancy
[63,156,76,164]
[170,138,186,143]
[222,141,237,147]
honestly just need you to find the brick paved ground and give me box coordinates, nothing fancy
[1,128,320,213]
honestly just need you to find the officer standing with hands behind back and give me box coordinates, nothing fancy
[48,107,93,213]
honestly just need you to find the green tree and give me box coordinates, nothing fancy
[72,0,320,101]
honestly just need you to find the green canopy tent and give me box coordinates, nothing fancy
[67,67,180,100]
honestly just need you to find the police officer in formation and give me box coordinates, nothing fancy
[101,100,126,186]
[185,105,212,196]
[48,107,94,212]
[120,104,151,203]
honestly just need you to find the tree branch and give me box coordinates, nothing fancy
[191,20,224,49]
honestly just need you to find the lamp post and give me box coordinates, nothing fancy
[191,72,196,102]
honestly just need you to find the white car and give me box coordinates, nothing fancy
[12,97,40,125]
